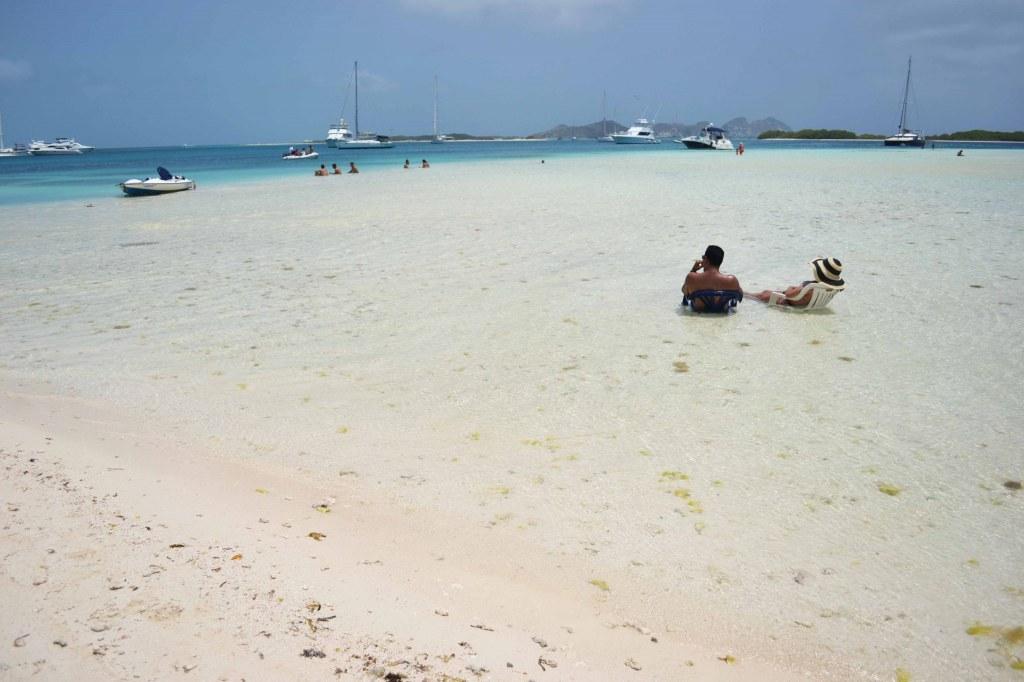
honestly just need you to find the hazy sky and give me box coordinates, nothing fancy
[1,0,1021,146]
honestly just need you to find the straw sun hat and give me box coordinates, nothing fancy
[811,257,845,289]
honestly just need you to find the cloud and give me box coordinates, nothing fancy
[400,0,632,28]
[0,58,32,82]
[863,0,1024,67]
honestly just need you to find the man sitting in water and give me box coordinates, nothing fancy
[314,164,329,177]
[348,162,359,174]
[681,245,742,311]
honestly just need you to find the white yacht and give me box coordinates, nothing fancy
[675,124,734,150]
[325,118,353,148]
[28,137,95,155]
[884,57,926,147]
[326,61,393,149]
[611,118,659,144]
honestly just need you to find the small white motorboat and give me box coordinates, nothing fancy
[675,125,734,150]
[282,147,320,160]
[120,167,195,196]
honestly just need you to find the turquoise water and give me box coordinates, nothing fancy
[1,139,1016,206]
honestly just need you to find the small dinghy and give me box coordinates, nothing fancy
[282,147,319,160]
[120,167,195,196]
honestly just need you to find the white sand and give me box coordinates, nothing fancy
[2,149,1024,679]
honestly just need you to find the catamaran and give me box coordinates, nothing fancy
[326,61,393,149]
[884,57,926,147]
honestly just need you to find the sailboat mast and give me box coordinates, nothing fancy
[433,75,438,139]
[602,91,607,137]
[899,57,912,132]
[354,61,360,138]
[0,112,5,149]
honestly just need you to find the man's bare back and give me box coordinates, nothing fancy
[681,245,741,311]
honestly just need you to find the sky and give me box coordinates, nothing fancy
[1,0,1022,146]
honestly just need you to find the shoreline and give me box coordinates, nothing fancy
[0,387,804,680]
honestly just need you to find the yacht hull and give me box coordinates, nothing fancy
[883,137,926,147]
[611,135,659,144]
[677,139,733,150]
[332,140,393,149]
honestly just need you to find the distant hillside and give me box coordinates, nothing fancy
[758,129,884,140]
[927,130,1024,142]
[529,117,789,139]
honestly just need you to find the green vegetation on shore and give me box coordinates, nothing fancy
[758,129,883,140]
[760,128,1024,142]
[927,130,1024,142]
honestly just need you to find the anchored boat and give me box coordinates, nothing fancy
[120,167,195,196]
[884,57,926,147]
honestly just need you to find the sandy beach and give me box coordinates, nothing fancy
[3,149,1024,679]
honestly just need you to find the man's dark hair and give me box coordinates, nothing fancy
[704,245,725,267]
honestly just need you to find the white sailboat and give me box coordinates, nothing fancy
[884,57,925,147]
[431,75,450,144]
[597,91,614,142]
[0,113,26,157]
[328,61,393,150]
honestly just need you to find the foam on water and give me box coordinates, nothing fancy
[2,148,1023,678]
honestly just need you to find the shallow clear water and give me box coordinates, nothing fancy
[1,138,1016,206]
[2,147,1022,678]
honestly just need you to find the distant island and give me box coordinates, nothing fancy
[926,130,1024,142]
[758,129,883,140]
[759,128,1024,142]
[529,116,790,140]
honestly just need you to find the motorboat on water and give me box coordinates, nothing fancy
[884,57,926,147]
[675,124,734,150]
[282,146,319,160]
[120,167,195,196]
[29,135,94,152]
[326,61,394,149]
[611,118,659,144]
[28,137,95,155]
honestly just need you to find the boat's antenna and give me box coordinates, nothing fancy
[354,60,360,138]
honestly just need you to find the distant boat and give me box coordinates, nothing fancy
[430,75,450,144]
[0,113,27,157]
[884,57,926,147]
[611,117,659,144]
[28,137,95,155]
[675,124,734,150]
[327,61,393,150]
[120,167,195,196]
[282,146,319,160]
